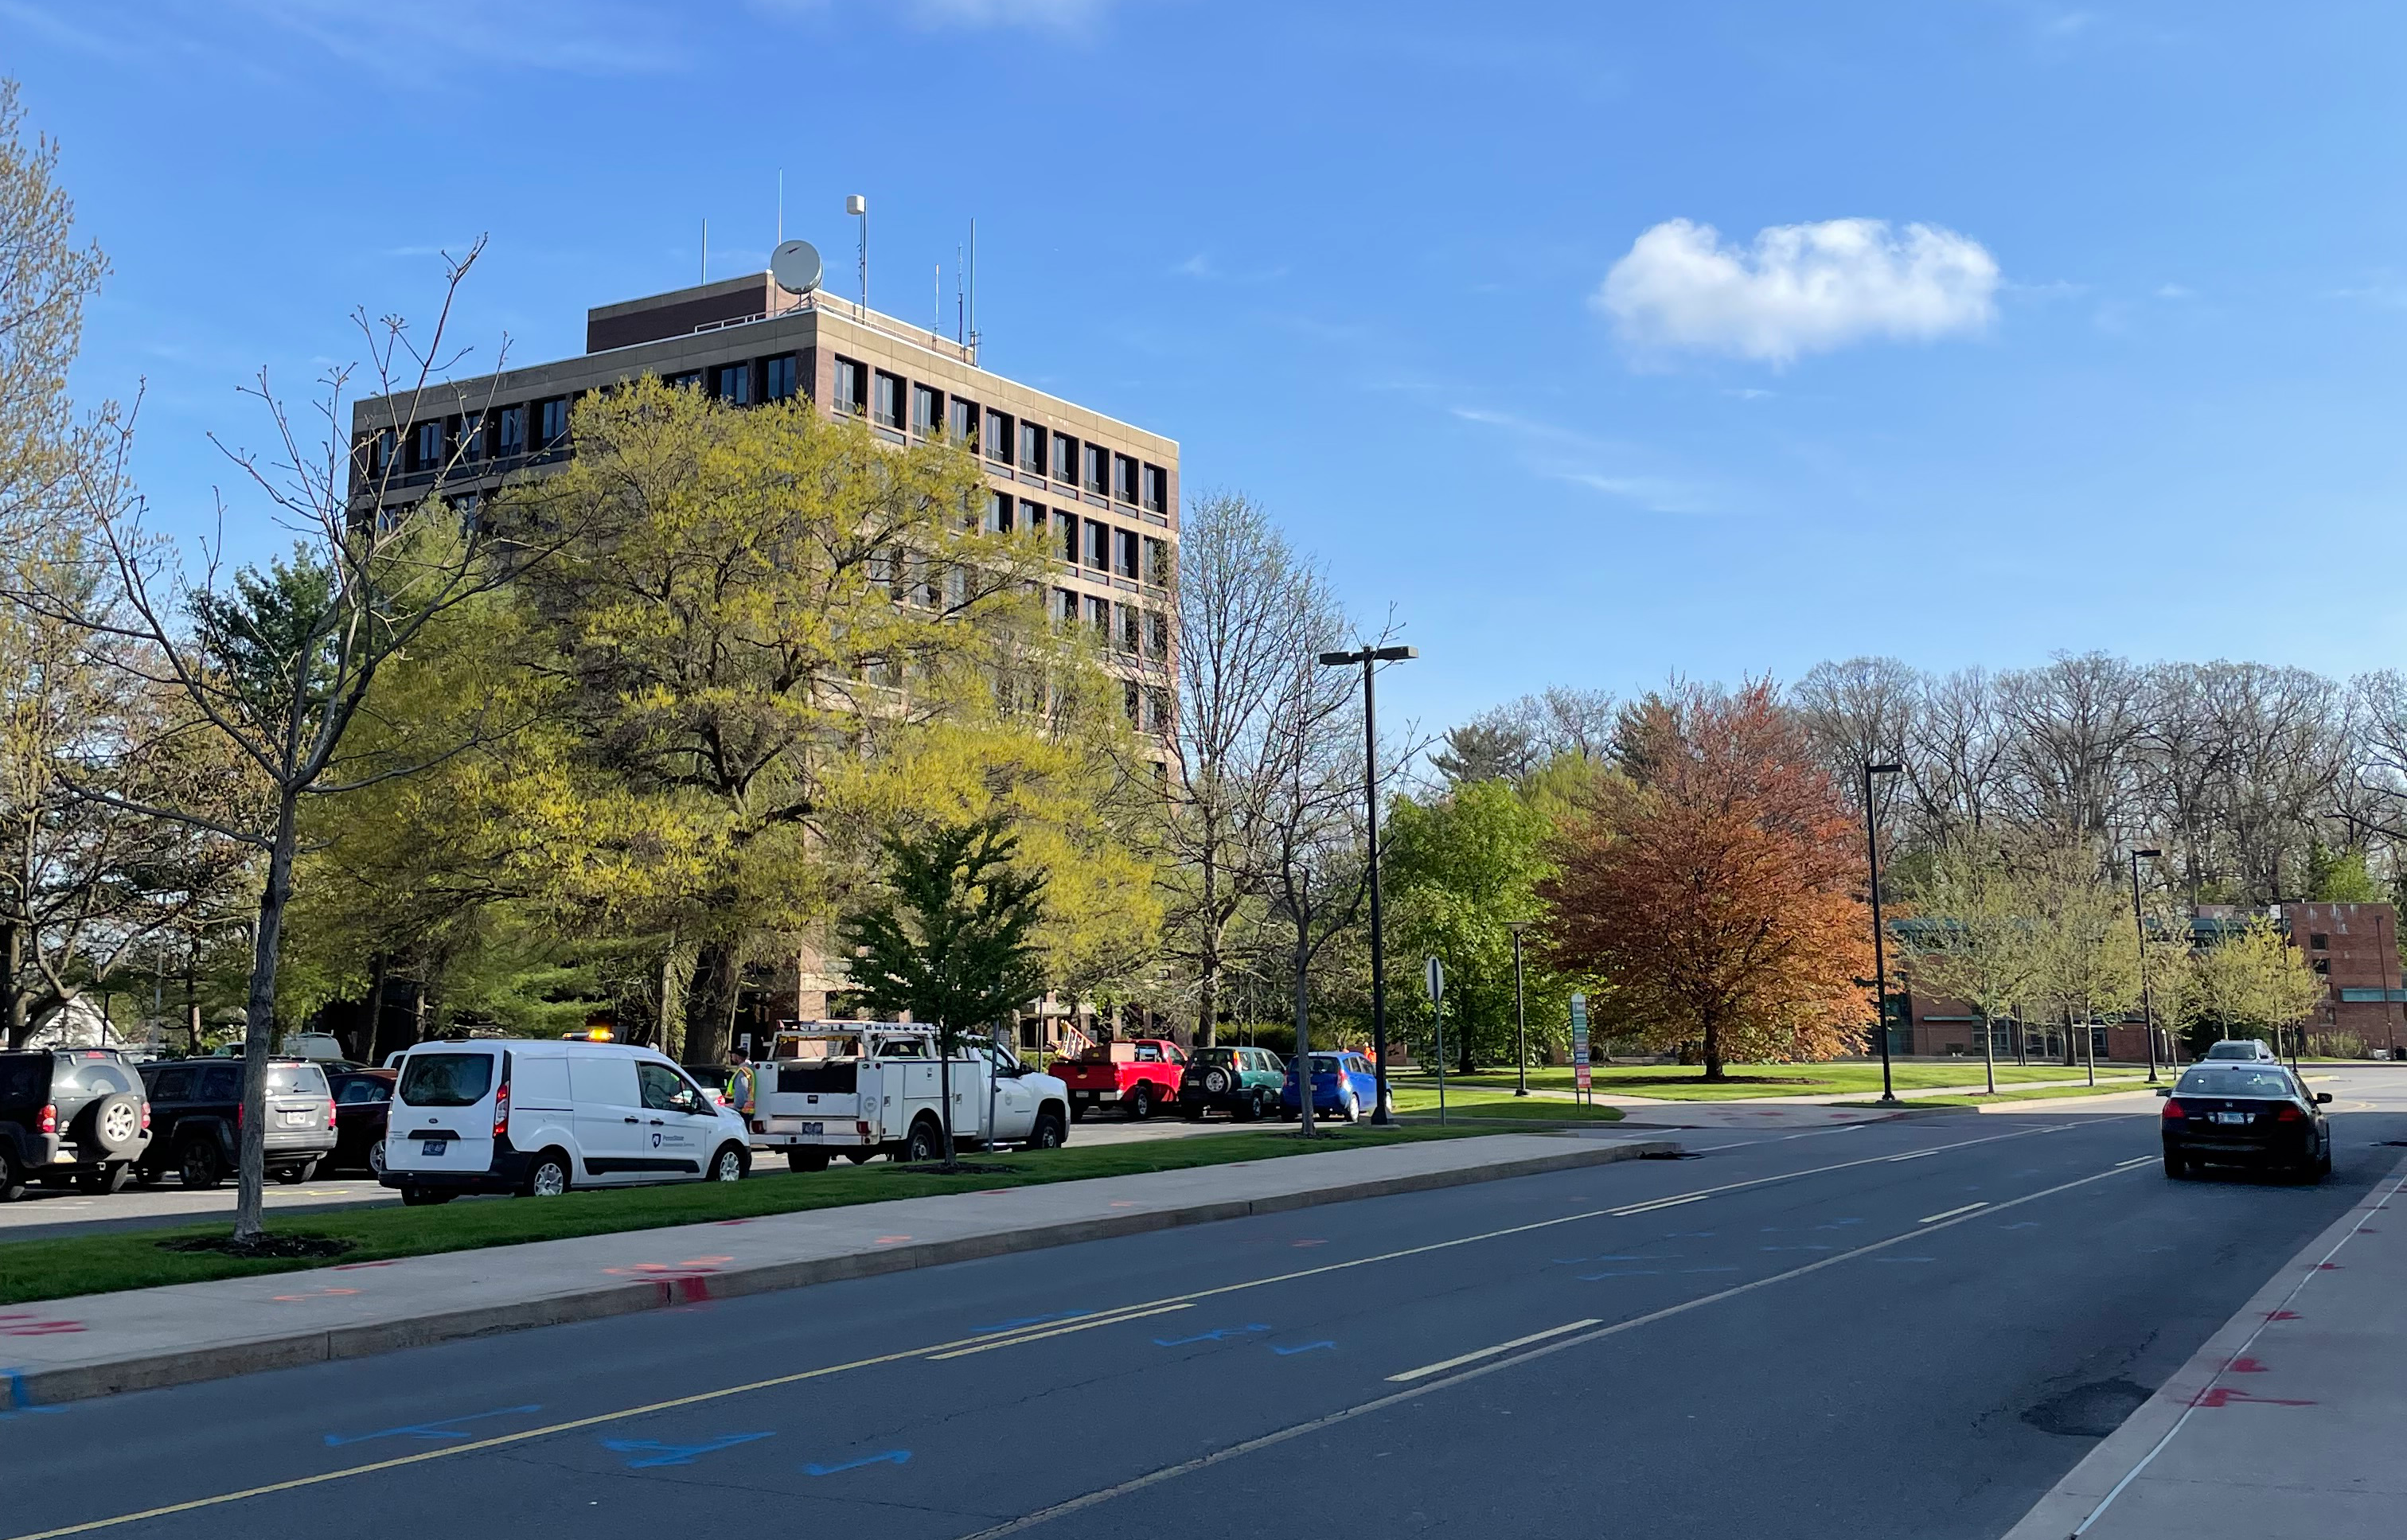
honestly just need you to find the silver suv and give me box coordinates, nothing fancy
[2203,1039,2278,1062]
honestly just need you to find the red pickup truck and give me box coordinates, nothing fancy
[1054,1039,1187,1121]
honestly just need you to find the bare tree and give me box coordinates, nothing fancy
[1794,656,1920,844]
[1995,652,2148,845]
[1907,667,2007,851]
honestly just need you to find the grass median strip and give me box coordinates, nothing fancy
[1423,1063,2147,1102]
[0,1125,1485,1308]
[1835,1082,2161,1109]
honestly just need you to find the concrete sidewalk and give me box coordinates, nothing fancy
[0,1131,1674,1409]
[2004,1152,2407,1538]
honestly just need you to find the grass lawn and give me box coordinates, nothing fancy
[0,1125,1486,1308]
[1386,1083,1624,1122]
[1410,1062,2148,1102]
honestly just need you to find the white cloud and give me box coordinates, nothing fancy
[1449,405,1720,514]
[1595,217,2001,364]
[903,0,1114,25]
[2155,283,2198,300]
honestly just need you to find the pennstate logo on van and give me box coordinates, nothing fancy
[377,1039,751,1204]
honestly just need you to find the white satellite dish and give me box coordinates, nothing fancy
[770,239,823,297]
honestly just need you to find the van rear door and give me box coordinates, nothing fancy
[391,1050,500,1175]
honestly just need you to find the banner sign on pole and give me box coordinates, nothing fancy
[1570,992,1590,1101]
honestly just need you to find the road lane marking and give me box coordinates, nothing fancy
[2114,1155,2155,1170]
[927,1304,1192,1360]
[0,1121,2097,1540]
[1608,1194,1707,1216]
[1918,1203,1988,1224]
[1387,1320,1603,1382]
[953,1155,2159,1539]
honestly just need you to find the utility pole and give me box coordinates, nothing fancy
[1863,761,1905,1105]
[1508,922,1532,1096]
[1317,644,1416,1123]
[2132,848,2163,1082]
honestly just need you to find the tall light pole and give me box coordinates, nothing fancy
[2131,848,2163,1082]
[1507,922,1533,1097]
[1863,762,1905,1105]
[1318,643,1416,1124]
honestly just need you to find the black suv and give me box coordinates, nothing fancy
[0,1049,151,1200]
[135,1058,337,1188]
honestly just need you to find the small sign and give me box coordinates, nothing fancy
[1424,957,1445,1007]
[1571,992,1590,1096]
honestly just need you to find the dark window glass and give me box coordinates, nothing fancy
[1143,536,1169,587]
[1124,679,1141,722]
[457,413,485,462]
[664,369,702,392]
[0,1058,41,1104]
[1114,453,1139,503]
[874,371,903,427]
[538,398,570,446]
[763,353,798,401]
[1086,595,1110,633]
[1020,422,1046,474]
[1059,514,1079,564]
[1086,520,1110,570]
[396,1052,494,1107]
[985,491,1009,534]
[638,1062,700,1112]
[912,384,941,435]
[335,1076,388,1105]
[1051,432,1077,481]
[2175,1066,2299,1097]
[834,357,866,415]
[1147,686,1172,732]
[714,362,752,405]
[949,396,978,450]
[2311,934,2331,949]
[985,408,1012,462]
[1115,527,1139,578]
[1118,602,1140,653]
[1142,463,1168,513]
[76,1062,136,1095]
[1054,588,1079,624]
[497,405,526,456]
[146,1064,193,1101]
[199,1066,240,1101]
[1017,499,1042,532]
[412,421,444,470]
[1083,443,1108,493]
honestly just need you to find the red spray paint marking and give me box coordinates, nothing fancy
[0,1314,84,1337]
[874,1235,911,1246]
[331,1259,403,1272]
[2315,1262,2344,1271]
[2226,1356,2269,1373]
[2264,1309,2303,1321]
[2193,1387,2315,1409]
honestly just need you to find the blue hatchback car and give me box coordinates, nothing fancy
[1281,1051,1386,1122]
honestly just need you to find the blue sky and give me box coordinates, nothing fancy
[9,0,2405,731]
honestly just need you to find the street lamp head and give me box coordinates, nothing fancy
[2134,848,2162,859]
[1369,645,1418,662]
[1504,920,1534,934]
[1317,645,1418,666]
[1316,650,1360,666]
[1867,762,1904,775]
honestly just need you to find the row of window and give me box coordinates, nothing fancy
[1056,589,1172,663]
[988,494,1170,585]
[832,354,1171,515]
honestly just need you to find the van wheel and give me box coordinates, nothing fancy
[905,1117,946,1164]
[400,1187,454,1207]
[707,1144,747,1182]
[1029,1110,1067,1150]
[367,1142,386,1179]
[179,1139,224,1190]
[787,1148,830,1172]
[0,1149,27,1203]
[522,1150,572,1197]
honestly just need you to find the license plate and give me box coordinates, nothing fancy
[420,1138,448,1156]
[798,1121,823,1136]
[280,1111,310,1126]
[2213,1112,2248,1125]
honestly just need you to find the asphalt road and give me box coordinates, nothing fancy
[0,1114,1257,1241]
[4,1070,2401,1540]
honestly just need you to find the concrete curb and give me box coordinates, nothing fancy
[1998,1149,2407,1540]
[10,1136,1677,1407]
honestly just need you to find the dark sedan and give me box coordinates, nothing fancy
[327,1068,397,1177]
[2160,1062,2332,1181]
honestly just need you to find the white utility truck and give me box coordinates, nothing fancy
[747,1023,1071,1171]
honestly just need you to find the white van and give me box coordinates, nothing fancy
[378,1039,751,1205]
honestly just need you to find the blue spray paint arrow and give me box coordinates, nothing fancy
[601,1432,774,1468]
[1271,1340,1336,1356]
[804,1450,912,1476]
[326,1405,543,1447]
[1153,1324,1270,1347]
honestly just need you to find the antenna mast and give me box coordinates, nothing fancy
[700,217,708,285]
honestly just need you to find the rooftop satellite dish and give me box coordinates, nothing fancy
[770,239,823,297]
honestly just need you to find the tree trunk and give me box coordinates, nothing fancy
[684,942,737,1067]
[0,921,22,1050]
[1293,937,1314,1136]
[937,1026,958,1168]
[1980,1008,1996,1096]
[361,953,389,1064]
[234,793,299,1242]
[1700,1006,1725,1081]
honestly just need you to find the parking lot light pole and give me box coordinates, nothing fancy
[1318,644,1416,1125]
[1507,922,1533,1096]
[1863,762,1905,1105]
[2131,848,2163,1082]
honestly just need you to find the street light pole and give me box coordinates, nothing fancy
[1318,644,1416,1125]
[2131,848,2163,1082]
[1507,922,1532,1097]
[1863,762,1905,1105]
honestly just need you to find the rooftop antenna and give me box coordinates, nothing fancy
[845,194,868,314]
[934,261,941,336]
[967,216,978,360]
[700,217,708,286]
[776,170,783,245]
[955,242,965,345]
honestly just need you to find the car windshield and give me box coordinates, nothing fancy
[2206,1043,2267,1059]
[2175,1067,2296,1097]
[267,1064,330,1097]
[396,1052,495,1107]
[1309,1055,1344,1070]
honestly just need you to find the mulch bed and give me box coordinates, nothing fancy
[156,1234,357,1260]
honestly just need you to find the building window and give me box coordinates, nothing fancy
[1083,443,1108,494]
[537,397,570,448]
[833,357,867,415]
[1085,519,1110,571]
[1054,588,1079,626]
[1144,610,1169,661]
[763,354,798,401]
[2311,934,2331,950]
[1019,421,1046,475]
[412,420,444,471]
[1118,602,1141,654]
[1142,536,1170,587]
[2315,957,2331,973]
[1146,686,1172,734]
[496,404,526,457]
[1059,514,1079,565]
[1141,463,1168,513]
[664,369,702,392]
[874,371,903,429]
[1086,595,1111,634]
[949,396,978,450]
[912,384,941,435]
[369,428,393,474]
[1052,432,1077,483]
[1115,527,1139,579]
[985,490,1009,534]
[1124,680,1141,723]
[1018,499,1044,534]
[1114,453,1139,504]
[456,414,486,462]
[712,362,752,405]
[985,408,1012,463]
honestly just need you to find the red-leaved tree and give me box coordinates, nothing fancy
[1542,680,1874,1078]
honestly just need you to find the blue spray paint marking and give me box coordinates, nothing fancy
[803,1450,912,1476]
[0,1369,62,1419]
[1761,1245,1833,1253]
[601,1432,774,1468]
[1154,1324,1270,1347]
[1578,1269,1664,1280]
[1812,1218,1865,1230]
[1667,1231,1717,1238]
[1870,1257,1936,1265]
[1553,1254,1663,1265]
[973,1309,1085,1333]
[1679,1266,1740,1274]
[326,1405,544,1448]
[1271,1341,1336,1356]
[2003,1222,2041,1230]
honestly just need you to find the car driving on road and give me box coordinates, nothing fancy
[2161,1062,2333,1181]
[2202,1039,2279,1062]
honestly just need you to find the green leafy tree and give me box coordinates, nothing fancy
[2188,916,2323,1055]
[2021,842,2140,1077]
[2305,840,2383,903]
[1898,844,2042,1094]
[1384,778,1559,1073]
[838,816,1047,1168]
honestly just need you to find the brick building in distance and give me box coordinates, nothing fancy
[1896,901,2405,1062]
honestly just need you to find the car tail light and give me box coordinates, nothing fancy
[37,1103,54,1135]
[325,1100,337,1129]
[141,1101,151,1131]
[2276,1103,2304,1122]
[492,1075,511,1139]
[2160,1098,2185,1120]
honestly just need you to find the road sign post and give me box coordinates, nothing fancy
[1425,957,1447,1125]
[1571,992,1590,1106]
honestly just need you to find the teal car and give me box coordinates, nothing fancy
[1178,1046,1286,1121]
